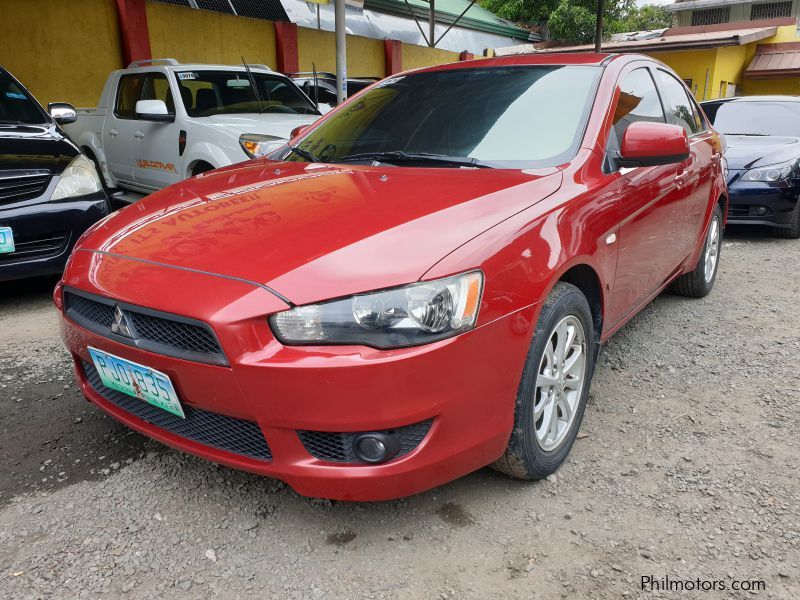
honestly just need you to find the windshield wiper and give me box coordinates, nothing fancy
[723,132,769,136]
[335,151,496,168]
[286,146,320,163]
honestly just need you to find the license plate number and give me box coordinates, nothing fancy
[0,227,14,253]
[88,347,185,418]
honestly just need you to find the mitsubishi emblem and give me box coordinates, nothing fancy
[111,306,134,338]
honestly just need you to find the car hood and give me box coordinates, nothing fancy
[193,113,319,140]
[0,123,78,172]
[723,134,800,170]
[78,161,562,305]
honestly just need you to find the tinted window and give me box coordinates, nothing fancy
[115,75,144,119]
[292,66,602,168]
[175,70,318,117]
[0,70,46,124]
[612,68,665,143]
[142,73,175,113]
[707,101,800,137]
[657,70,700,136]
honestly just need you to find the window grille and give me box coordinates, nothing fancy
[691,7,731,26]
[750,1,793,20]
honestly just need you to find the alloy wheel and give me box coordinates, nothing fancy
[704,216,720,283]
[533,315,587,451]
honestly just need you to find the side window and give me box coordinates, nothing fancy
[611,68,666,144]
[142,73,175,113]
[115,75,144,119]
[656,70,700,136]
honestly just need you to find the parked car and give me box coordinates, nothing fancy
[288,72,379,106]
[701,95,800,238]
[56,53,727,501]
[63,59,322,197]
[0,65,108,282]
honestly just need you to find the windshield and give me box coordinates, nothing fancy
[289,65,602,168]
[175,70,318,117]
[710,101,800,137]
[0,70,47,125]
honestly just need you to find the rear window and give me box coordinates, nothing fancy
[0,70,47,125]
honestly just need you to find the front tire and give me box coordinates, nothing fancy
[492,282,595,480]
[670,204,723,298]
[771,200,800,239]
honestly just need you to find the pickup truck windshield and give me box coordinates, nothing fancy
[0,70,47,125]
[175,70,318,117]
[290,65,602,169]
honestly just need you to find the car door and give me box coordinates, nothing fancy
[130,72,181,191]
[104,73,143,187]
[603,65,691,328]
[654,69,717,258]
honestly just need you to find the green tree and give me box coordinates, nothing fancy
[613,5,672,33]
[479,0,559,24]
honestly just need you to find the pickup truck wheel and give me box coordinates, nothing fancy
[492,282,595,480]
[771,200,800,239]
[670,204,723,298]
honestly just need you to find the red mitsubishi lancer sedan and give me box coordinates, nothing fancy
[56,53,727,501]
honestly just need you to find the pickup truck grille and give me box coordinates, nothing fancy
[0,170,51,206]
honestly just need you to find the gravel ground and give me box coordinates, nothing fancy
[0,227,798,599]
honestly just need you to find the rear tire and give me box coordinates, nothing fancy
[670,204,723,298]
[492,282,595,480]
[191,162,214,177]
[771,201,800,239]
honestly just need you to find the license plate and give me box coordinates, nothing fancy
[88,347,185,418]
[0,227,14,253]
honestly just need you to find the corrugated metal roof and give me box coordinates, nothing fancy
[745,42,800,78]
[494,25,778,55]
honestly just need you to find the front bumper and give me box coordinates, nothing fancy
[58,251,535,501]
[726,175,799,228]
[0,191,108,281]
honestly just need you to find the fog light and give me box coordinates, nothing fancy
[353,433,400,464]
[754,206,769,216]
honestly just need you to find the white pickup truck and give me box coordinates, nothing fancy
[64,59,323,196]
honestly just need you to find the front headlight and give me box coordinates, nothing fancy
[270,271,484,349]
[740,159,796,182]
[51,155,103,200]
[239,134,287,159]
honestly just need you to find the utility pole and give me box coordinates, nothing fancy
[429,0,435,47]
[594,0,604,53]
[335,0,347,104]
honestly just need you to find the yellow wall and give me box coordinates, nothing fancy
[146,2,276,69]
[402,44,460,70]
[741,77,800,95]
[0,0,122,107]
[648,49,718,99]
[297,28,384,76]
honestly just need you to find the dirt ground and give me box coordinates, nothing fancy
[0,226,798,600]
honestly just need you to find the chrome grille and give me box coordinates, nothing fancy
[0,232,68,263]
[0,169,50,205]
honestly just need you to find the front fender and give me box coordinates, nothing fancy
[182,141,246,178]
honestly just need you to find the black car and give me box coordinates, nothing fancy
[288,72,379,106]
[1,66,109,282]
[701,96,800,238]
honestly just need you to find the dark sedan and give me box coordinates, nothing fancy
[1,66,109,282]
[701,96,800,238]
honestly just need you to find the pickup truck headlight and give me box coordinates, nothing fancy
[51,155,103,200]
[740,159,796,182]
[270,271,483,349]
[240,134,286,159]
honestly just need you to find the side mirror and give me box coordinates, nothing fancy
[618,122,689,168]
[49,102,77,125]
[290,125,308,139]
[317,103,332,115]
[135,99,174,123]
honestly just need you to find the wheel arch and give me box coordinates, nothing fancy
[555,263,604,342]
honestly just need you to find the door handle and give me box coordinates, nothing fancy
[675,171,688,187]
[108,129,118,137]
[134,131,144,139]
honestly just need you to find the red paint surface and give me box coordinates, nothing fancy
[58,54,727,500]
[384,39,402,76]
[115,0,151,66]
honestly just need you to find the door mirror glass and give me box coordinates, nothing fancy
[48,102,77,125]
[619,122,689,168]
[135,99,174,122]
